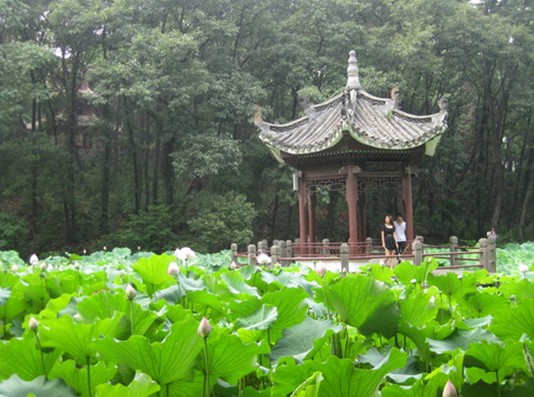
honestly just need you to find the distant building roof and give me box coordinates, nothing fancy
[256,51,448,160]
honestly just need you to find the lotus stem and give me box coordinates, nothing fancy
[129,299,135,336]
[202,337,210,397]
[33,331,47,378]
[87,356,92,397]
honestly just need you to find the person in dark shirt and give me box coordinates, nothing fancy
[381,215,398,268]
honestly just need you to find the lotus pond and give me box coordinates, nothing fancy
[0,247,534,396]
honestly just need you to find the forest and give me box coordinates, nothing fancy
[1,0,533,256]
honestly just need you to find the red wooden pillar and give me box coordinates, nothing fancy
[403,168,414,241]
[298,176,308,254]
[307,192,315,243]
[346,166,359,251]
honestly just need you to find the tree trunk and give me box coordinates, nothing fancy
[123,97,142,214]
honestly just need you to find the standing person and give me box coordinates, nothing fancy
[381,215,398,268]
[394,213,407,254]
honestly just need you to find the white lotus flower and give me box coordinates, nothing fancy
[229,261,237,270]
[317,266,326,278]
[410,279,417,284]
[103,246,107,251]
[175,247,196,262]
[29,317,39,331]
[168,262,180,276]
[73,261,80,270]
[29,254,39,265]
[519,263,529,273]
[256,253,272,266]
[39,262,48,271]
[125,284,137,300]
[197,317,211,338]
[11,265,18,272]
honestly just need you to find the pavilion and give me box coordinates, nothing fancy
[255,51,448,248]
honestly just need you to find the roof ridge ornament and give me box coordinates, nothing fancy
[346,50,361,91]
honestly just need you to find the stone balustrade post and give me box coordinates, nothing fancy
[322,238,330,255]
[413,239,423,265]
[366,237,373,254]
[230,243,238,264]
[271,245,279,268]
[248,244,257,266]
[340,243,349,273]
[479,238,489,271]
[487,236,496,272]
[449,236,458,267]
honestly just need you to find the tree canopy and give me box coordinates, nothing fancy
[1,0,533,255]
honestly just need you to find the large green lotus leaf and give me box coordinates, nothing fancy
[359,349,423,384]
[153,284,183,304]
[270,317,336,363]
[427,273,465,301]
[38,293,77,321]
[427,327,497,354]
[399,322,455,363]
[0,337,61,380]
[39,313,124,364]
[0,375,76,397]
[363,264,395,284]
[491,299,534,340]
[263,287,309,341]
[132,254,174,292]
[221,272,260,297]
[235,304,278,330]
[269,358,320,397]
[381,371,448,397]
[462,380,534,397]
[0,296,26,325]
[77,291,156,337]
[168,369,203,396]
[465,290,509,318]
[318,349,407,397]
[96,372,160,397]
[464,341,525,374]
[49,360,115,397]
[176,273,205,291]
[201,331,259,384]
[499,278,534,301]
[393,261,438,286]
[0,288,10,306]
[95,318,202,385]
[324,275,399,337]
[399,292,438,328]
[291,371,322,397]
[187,289,228,314]
[228,296,262,320]
[0,272,19,289]
[260,270,318,295]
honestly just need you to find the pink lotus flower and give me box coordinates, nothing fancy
[442,380,457,397]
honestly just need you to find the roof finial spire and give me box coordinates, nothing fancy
[346,50,361,91]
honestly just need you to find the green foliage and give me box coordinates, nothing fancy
[188,192,255,252]
[0,247,534,394]
[104,206,178,252]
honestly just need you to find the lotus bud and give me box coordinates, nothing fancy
[46,264,53,272]
[173,248,181,258]
[73,313,82,322]
[168,262,180,276]
[317,266,326,278]
[39,262,48,271]
[256,253,272,266]
[519,264,529,273]
[29,254,39,265]
[125,284,137,300]
[11,265,18,273]
[73,261,80,270]
[103,246,107,251]
[197,317,211,338]
[457,274,463,279]
[229,261,237,270]
[29,317,39,331]
[442,380,457,397]
[83,249,87,255]
[137,246,141,251]
[410,279,417,284]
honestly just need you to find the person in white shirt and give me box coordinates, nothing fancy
[394,213,407,254]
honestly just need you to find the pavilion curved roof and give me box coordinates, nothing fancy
[256,51,448,159]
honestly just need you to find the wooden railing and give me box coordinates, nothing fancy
[231,235,497,273]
